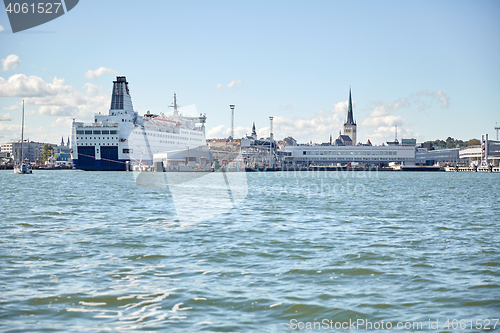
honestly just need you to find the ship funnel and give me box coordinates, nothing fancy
[110,76,134,113]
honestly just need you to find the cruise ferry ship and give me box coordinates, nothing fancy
[71,76,208,171]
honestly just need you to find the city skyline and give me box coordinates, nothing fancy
[1,0,499,145]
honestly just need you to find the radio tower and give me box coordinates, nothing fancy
[495,122,500,140]
[229,104,235,140]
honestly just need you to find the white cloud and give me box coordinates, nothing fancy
[2,54,20,71]
[84,67,119,79]
[365,126,419,144]
[1,74,109,120]
[271,102,347,143]
[361,90,449,144]
[0,25,4,32]
[215,80,243,89]
[51,117,74,128]
[0,74,72,97]
[0,113,11,120]
[415,89,450,109]
[207,125,250,139]
[361,101,406,128]
[207,124,227,137]
[0,122,21,140]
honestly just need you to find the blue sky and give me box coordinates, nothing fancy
[1,0,499,145]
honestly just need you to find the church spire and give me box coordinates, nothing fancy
[251,122,257,138]
[345,87,356,125]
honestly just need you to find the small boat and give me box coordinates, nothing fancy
[13,100,32,174]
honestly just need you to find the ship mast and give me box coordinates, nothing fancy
[169,93,179,116]
[20,99,24,164]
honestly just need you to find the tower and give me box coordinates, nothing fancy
[229,104,235,140]
[251,122,257,138]
[343,88,357,145]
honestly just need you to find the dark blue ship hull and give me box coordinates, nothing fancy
[73,146,128,171]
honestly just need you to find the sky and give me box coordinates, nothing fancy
[1,0,499,145]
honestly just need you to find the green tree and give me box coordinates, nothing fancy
[455,139,466,148]
[445,137,455,148]
[41,144,54,162]
[466,138,480,146]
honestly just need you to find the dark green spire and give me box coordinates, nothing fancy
[345,88,356,126]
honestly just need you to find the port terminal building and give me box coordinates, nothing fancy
[283,145,415,167]
[459,134,500,167]
[415,148,464,166]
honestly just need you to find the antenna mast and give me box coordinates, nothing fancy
[495,122,500,140]
[169,93,179,116]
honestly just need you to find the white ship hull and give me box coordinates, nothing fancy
[71,77,208,171]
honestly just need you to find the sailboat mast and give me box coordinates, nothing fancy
[20,99,24,164]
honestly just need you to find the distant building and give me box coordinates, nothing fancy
[1,141,45,163]
[459,134,500,167]
[360,139,372,146]
[285,144,415,166]
[207,138,239,151]
[54,144,71,154]
[334,131,353,146]
[283,136,297,146]
[415,148,463,166]
[56,153,71,161]
[401,138,417,146]
[343,88,357,145]
[421,142,432,150]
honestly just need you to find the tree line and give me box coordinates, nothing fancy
[423,137,480,149]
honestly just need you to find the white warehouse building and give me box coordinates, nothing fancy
[284,145,415,166]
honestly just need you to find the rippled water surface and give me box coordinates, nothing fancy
[1,170,499,332]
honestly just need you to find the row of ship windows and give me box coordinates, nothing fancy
[133,132,190,141]
[76,130,118,135]
[132,132,203,141]
[303,150,399,156]
[181,131,204,136]
[77,143,118,146]
[77,137,117,140]
[297,157,413,161]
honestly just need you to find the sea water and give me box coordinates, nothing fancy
[0,170,499,332]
